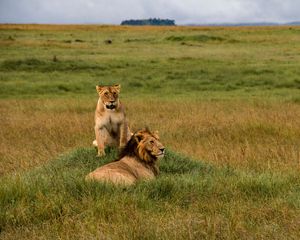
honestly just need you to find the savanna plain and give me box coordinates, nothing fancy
[0,24,300,239]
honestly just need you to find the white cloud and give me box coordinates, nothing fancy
[0,0,299,24]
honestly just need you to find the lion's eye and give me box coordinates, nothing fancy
[113,92,117,96]
[150,140,154,144]
[104,92,109,96]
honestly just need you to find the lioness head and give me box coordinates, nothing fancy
[96,84,121,110]
[119,128,165,163]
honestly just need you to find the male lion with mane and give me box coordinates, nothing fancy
[86,128,165,185]
[93,84,131,157]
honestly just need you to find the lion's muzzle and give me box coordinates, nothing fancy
[156,147,165,158]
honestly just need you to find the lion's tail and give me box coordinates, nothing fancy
[92,140,97,147]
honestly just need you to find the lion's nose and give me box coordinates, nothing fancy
[110,100,115,103]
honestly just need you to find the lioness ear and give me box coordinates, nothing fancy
[114,84,121,93]
[96,85,104,94]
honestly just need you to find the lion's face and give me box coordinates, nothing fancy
[96,84,120,110]
[135,129,165,162]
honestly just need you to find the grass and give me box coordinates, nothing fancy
[0,24,300,238]
[1,98,299,175]
[166,34,226,42]
[1,25,300,98]
[1,148,300,239]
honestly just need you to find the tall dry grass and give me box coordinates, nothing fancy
[0,99,94,175]
[1,98,299,175]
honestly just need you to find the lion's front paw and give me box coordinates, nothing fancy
[97,149,106,157]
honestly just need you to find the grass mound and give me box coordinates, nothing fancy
[1,148,300,239]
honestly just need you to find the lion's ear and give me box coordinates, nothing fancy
[153,130,159,139]
[96,85,104,94]
[134,133,143,143]
[114,84,121,93]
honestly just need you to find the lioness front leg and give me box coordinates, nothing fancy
[95,126,106,157]
[119,122,129,148]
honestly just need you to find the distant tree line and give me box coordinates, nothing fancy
[121,18,175,26]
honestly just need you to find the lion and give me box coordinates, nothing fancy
[86,128,165,185]
[93,84,131,157]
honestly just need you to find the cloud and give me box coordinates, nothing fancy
[0,0,299,24]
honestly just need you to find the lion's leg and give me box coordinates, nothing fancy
[95,126,107,157]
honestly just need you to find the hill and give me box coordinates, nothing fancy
[1,148,300,239]
[185,21,300,26]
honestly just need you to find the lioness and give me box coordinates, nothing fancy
[93,84,131,157]
[86,128,165,185]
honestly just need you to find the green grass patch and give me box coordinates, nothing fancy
[0,58,107,72]
[1,27,300,100]
[1,148,300,238]
[166,34,226,42]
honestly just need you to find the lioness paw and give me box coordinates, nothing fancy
[97,150,106,157]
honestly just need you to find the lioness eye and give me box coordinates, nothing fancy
[150,140,154,144]
[104,92,109,96]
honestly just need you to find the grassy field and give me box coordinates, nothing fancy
[0,24,300,239]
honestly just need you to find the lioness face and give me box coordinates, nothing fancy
[135,129,165,161]
[96,84,120,110]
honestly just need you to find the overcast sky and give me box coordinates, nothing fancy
[0,0,299,25]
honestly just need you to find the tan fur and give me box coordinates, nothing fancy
[86,128,165,185]
[94,84,131,156]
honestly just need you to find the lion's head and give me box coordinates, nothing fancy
[96,84,120,110]
[119,128,165,163]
